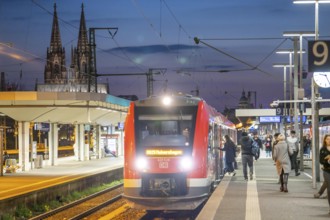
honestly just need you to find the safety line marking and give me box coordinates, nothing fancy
[195,175,232,220]
[245,168,261,220]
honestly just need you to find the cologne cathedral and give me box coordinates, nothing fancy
[37,3,108,93]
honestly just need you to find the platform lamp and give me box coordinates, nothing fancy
[283,31,315,135]
[282,31,315,172]
[282,32,315,89]
[293,0,330,41]
[293,0,330,188]
[276,49,306,130]
[273,63,294,137]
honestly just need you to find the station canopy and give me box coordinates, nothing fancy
[0,92,130,126]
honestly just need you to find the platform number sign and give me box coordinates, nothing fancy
[275,107,282,116]
[308,40,330,72]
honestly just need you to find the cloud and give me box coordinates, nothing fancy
[105,44,200,54]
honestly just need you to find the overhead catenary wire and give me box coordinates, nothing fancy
[194,37,274,76]
[162,0,192,39]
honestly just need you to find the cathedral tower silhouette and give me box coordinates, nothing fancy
[39,3,108,93]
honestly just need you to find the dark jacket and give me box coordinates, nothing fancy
[320,146,330,173]
[221,141,236,163]
[264,138,272,150]
[240,136,254,156]
[254,137,263,150]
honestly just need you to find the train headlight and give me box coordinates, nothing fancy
[180,156,193,171]
[135,157,148,171]
[162,96,172,106]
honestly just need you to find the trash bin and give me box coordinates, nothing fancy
[34,155,43,169]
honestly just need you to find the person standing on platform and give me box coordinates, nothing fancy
[3,151,9,165]
[273,134,293,193]
[220,135,236,175]
[252,132,262,160]
[264,134,273,158]
[240,132,254,181]
[303,134,311,158]
[287,130,300,176]
[272,133,281,160]
[319,134,330,214]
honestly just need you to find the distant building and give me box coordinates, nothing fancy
[238,90,254,109]
[37,3,108,93]
[223,90,256,130]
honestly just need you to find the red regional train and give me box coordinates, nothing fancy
[123,93,237,210]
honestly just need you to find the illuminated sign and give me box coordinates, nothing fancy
[117,122,124,130]
[286,116,307,123]
[34,123,50,132]
[145,149,183,156]
[259,116,281,123]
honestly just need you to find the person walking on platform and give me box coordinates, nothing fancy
[240,132,254,181]
[252,131,262,160]
[287,130,300,176]
[273,134,293,193]
[314,181,327,199]
[319,134,330,214]
[220,135,236,175]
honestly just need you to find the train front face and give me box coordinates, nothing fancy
[123,95,212,210]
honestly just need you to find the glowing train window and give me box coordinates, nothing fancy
[134,106,197,151]
[138,115,192,120]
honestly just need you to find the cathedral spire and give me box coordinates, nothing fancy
[72,3,89,84]
[77,3,88,51]
[50,3,62,52]
[44,3,67,84]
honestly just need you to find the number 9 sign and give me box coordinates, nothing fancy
[308,40,330,72]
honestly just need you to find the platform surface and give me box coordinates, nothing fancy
[0,156,123,200]
[197,151,329,220]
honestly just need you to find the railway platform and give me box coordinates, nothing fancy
[0,156,124,201]
[197,154,329,220]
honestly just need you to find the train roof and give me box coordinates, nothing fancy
[205,103,236,129]
[133,93,236,129]
[134,93,202,107]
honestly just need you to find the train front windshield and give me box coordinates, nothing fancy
[135,106,197,154]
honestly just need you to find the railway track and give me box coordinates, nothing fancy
[30,183,124,220]
[30,182,207,219]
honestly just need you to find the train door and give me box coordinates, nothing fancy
[207,124,215,180]
[213,124,222,180]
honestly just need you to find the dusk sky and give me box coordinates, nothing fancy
[1,0,330,111]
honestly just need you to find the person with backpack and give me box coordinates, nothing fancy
[240,132,254,181]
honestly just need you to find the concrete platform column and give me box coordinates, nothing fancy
[73,124,78,161]
[48,123,58,166]
[18,122,30,171]
[75,124,85,161]
[84,126,89,161]
[95,125,101,159]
